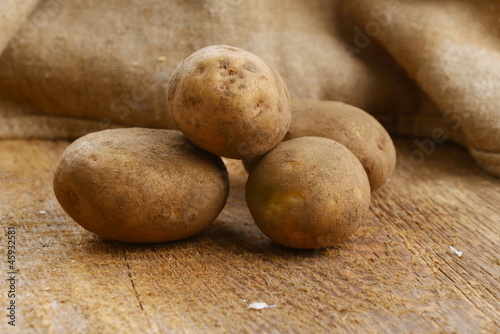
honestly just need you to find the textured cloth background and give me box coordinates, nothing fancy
[0,0,499,176]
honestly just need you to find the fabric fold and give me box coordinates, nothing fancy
[343,0,500,176]
[0,0,39,56]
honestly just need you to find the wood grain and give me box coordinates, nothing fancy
[1,139,499,333]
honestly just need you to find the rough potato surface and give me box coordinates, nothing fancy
[246,137,370,249]
[53,128,229,243]
[167,45,292,159]
[284,100,396,191]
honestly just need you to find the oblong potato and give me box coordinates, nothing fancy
[244,100,396,191]
[246,137,370,249]
[53,128,229,243]
[167,45,292,160]
[285,100,396,191]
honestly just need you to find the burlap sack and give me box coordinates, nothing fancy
[0,0,498,176]
[343,0,500,176]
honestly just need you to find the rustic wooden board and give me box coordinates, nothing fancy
[1,139,499,333]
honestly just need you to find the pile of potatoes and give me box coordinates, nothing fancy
[53,45,395,249]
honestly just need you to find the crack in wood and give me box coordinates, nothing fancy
[123,249,153,330]
[436,257,500,326]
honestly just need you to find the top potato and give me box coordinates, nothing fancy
[167,45,292,160]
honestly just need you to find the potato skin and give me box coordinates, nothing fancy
[167,45,292,159]
[246,137,370,249]
[53,128,229,243]
[284,100,396,191]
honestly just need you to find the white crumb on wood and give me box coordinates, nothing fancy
[450,246,463,257]
[247,302,277,310]
[39,210,46,214]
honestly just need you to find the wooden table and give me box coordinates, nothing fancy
[1,139,499,333]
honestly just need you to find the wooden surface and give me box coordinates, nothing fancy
[1,138,499,333]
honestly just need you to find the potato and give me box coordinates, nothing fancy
[244,100,396,191]
[167,45,292,160]
[53,128,229,243]
[246,137,370,249]
[284,100,396,191]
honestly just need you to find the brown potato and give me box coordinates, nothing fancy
[284,100,396,191]
[53,128,229,243]
[243,100,396,191]
[246,137,370,249]
[167,45,292,160]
